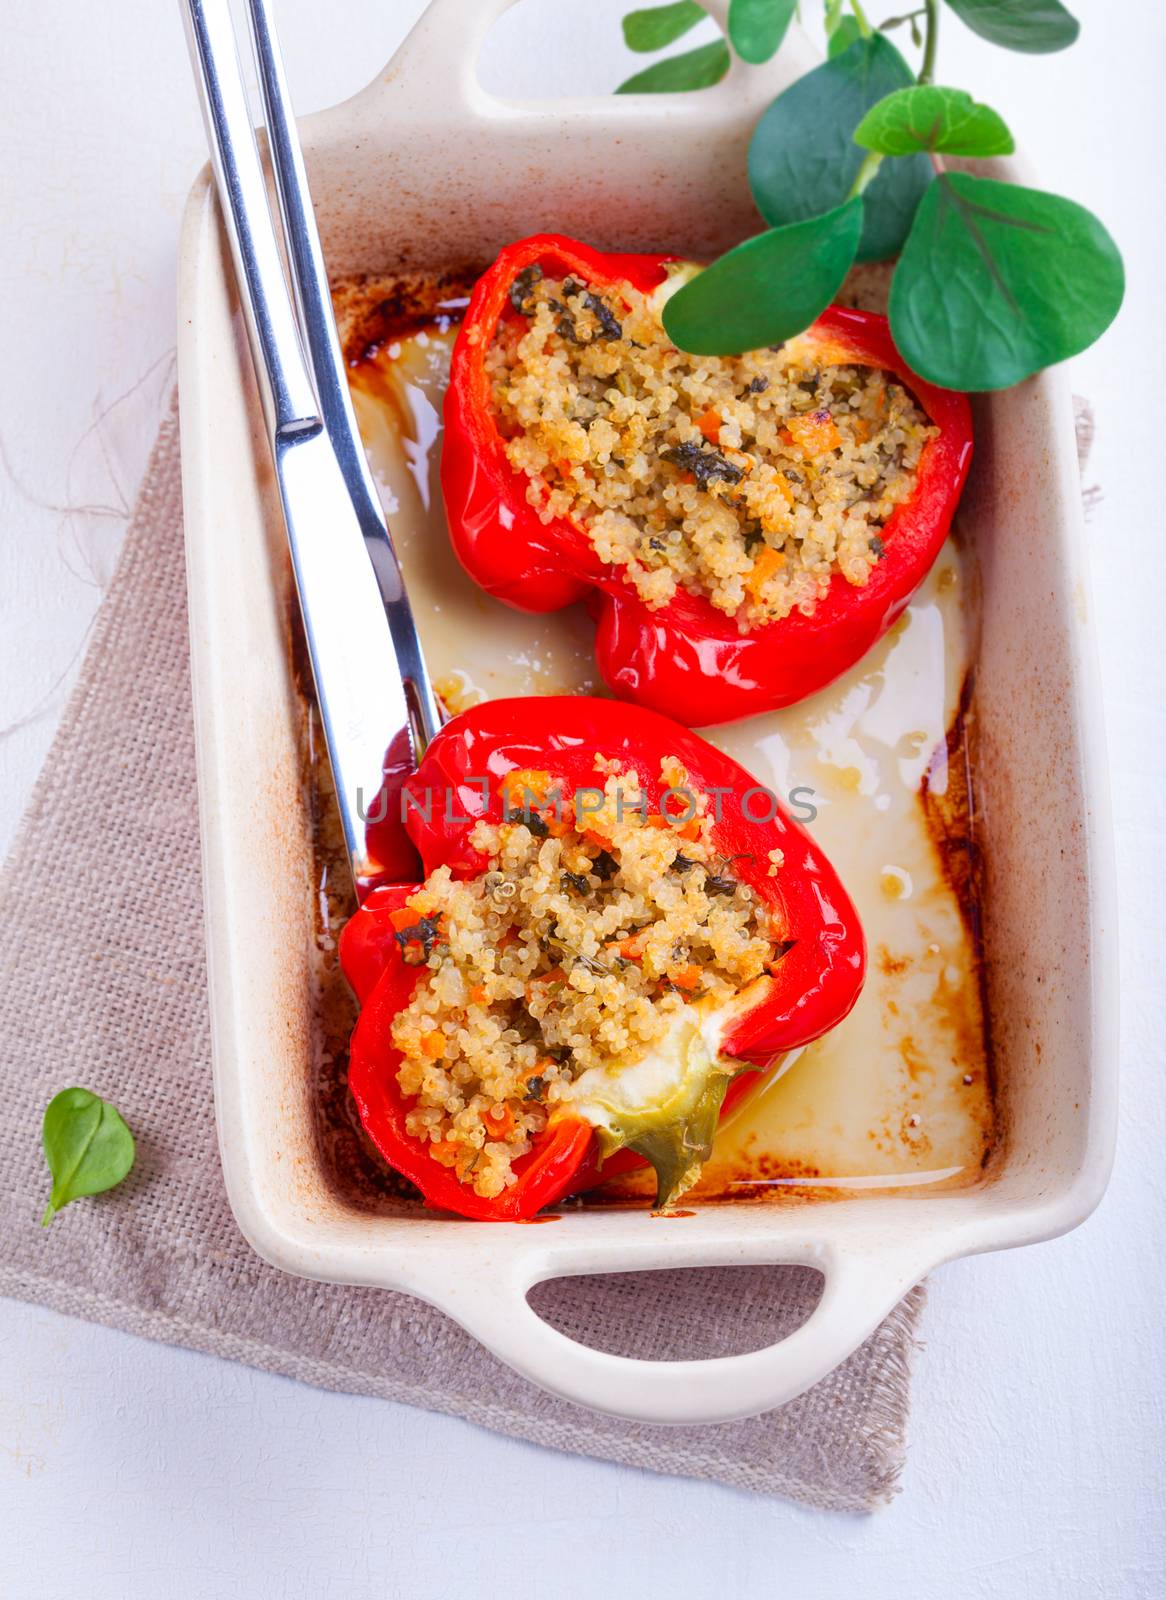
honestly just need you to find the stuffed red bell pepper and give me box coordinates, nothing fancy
[340,695,865,1221]
[441,234,973,727]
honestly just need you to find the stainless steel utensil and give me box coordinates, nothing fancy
[179,0,440,893]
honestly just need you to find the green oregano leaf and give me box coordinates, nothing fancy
[855,86,1015,157]
[616,38,730,92]
[622,0,705,53]
[662,199,864,356]
[727,0,796,64]
[889,173,1124,390]
[943,0,1080,53]
[748,35,932,262]
[41,1087,136,1226]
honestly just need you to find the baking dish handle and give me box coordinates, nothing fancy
[368,0,802,118]
[433,1244,927,1426]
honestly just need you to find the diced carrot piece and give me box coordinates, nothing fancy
[745,546,787,599]
[620,928,652,961]
[429,1140,459,1165]
[852,417,872,444]
[501,768,554,809]
[647,811,702,841]
[696,408,722,444]
[420,1030,446,1058]
[469,985,489,1005]
[669,963,703,991]
[390,907,419,930]
[483,1104,515,1138]
[773,471,794,505]
[784,411,842,457]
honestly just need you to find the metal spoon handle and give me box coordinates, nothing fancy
[243,0,441,750]
[180,0,436,890]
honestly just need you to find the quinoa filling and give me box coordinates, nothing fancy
[389,760,786,1200]
[485,265,937,631]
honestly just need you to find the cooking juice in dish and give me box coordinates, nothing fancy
[307,270,993,1206]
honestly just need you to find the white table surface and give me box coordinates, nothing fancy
[1,1,1162,1593]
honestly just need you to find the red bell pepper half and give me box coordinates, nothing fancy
[340,695,865,1221]
[441,233,974,727]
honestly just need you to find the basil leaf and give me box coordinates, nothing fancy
[662,199,864,355]
[622,0,705,53]
[616,39,730,92]
[41,1087,136,1226]
[890,173,1124,390]
[854,86,1015,157]
[748,35,932,261]
[944,0,1079,53]
[727,0,796,64]
[828,16,863,56]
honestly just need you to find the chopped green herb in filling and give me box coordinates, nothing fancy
[391,759,783,1199]
[487,271,936,630]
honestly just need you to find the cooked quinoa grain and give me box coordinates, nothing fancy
[486,268,937,630]
[390,761,781,1198]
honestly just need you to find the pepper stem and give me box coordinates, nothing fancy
[622,1065,734,1212]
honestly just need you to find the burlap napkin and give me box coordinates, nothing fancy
[0,396,927,1512]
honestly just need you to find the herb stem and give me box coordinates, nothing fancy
[848,148,885,199]
[917,0,939,84]
[878,5,927,28]
[849,0,874,37]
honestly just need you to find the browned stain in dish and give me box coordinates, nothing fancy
[295,271,996,1216]
[921,668,997,1108]
[922,671,983,940]
[336,268,481,369]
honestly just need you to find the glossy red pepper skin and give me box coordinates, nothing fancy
[343,888,594,1223]
[341,696,865,1221]
[442,234,974,727]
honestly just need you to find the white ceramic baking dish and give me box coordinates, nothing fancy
[177,0,1118,1425]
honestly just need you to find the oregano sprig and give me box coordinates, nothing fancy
[615,0,1123,391]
